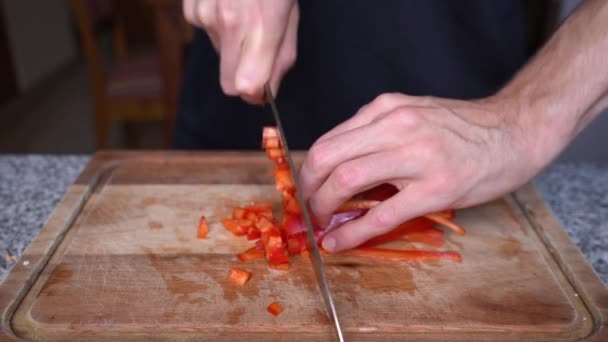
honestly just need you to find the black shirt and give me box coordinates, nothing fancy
[174,1,530,150]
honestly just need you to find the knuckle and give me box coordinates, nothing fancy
[332,164,360,191]
[195,1,214,27]
[234,81,261,98]
[387,109,421,129]
[373,93,399,111]
[306,143,331,172]
[367,208,395,229]
[219,9,239,30]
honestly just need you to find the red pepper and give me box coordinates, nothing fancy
[274,168,294,193]
[255,216,276,233]
[233,208,245,219]
[228,268,252,285]
[247,227,261,240]
[222,219,248,236]
[244,202,273,213]
[197,216,209,239]
[286,233,307,255]
[238,247,265,262]
[339,247,462,262]
[282,192,301,215]
[361,217,437,247]
[267,301,284,316]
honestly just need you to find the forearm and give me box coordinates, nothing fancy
[497,0,608,167]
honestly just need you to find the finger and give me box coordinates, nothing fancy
[300,111,422,201]
[182,0,197,25]
[309,150,422,227]
[316,93,423,144]
[218,33,242,96]
[215,2,245,96]
[321,182,441,252]
[267,4,299,98]
[235,14,291,103]
[299,121,392,200]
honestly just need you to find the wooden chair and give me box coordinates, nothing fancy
[69,0,169,149]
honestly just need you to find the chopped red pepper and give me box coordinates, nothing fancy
[228,268,252,286]
[196,216,209,239]
[245,202,273,213]
[222,219,247,236]
[233,208,246,219]
[267,301,284,316]
[238,247,265,262]
[247,227,261,240]
[282,192,301,215]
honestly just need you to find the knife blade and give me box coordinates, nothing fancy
[264,83,345,342]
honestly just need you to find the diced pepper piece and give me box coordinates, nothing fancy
[258,210,274,220]
[274,168,294,193]
[245,202,273,213]
[238,247,265,262]
[287,233,307,255]
[267,302,284,316]
[282,192,301,215]
[237,219,253,228]
[263,126,279,141]
[197,216,209,239]
[228,268,252,286]
[256,216,276,233]
[247,226,261,240]
[222,219,247,236]
[339,247,462,262]
[245,211,258,222]
[233,208,246,219]
[263,136,281,149]
[267,148,285,162]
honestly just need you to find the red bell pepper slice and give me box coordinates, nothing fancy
[267,301,284,316]
[228,268,252,286]
[339,247,462,262]
[197,216,209,239]
[361,217,437,247]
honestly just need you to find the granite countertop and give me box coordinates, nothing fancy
[1,155,607,286]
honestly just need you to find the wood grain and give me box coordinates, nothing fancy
[1,151,606,341]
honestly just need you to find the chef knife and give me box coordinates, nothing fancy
[264,83,345,342]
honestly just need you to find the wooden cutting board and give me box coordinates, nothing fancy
[1,151,607,341]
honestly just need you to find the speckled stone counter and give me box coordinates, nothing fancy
[1,155,606,286]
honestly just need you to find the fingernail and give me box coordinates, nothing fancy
[322,237,336,251]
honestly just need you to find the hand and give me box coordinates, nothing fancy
[183,0,298,104]
[299,93,546,252]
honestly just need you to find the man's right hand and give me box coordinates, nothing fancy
[183,0,299,104]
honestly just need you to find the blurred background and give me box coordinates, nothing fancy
[0,0,605,163]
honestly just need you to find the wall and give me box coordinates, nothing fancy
[1,0,76,91]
